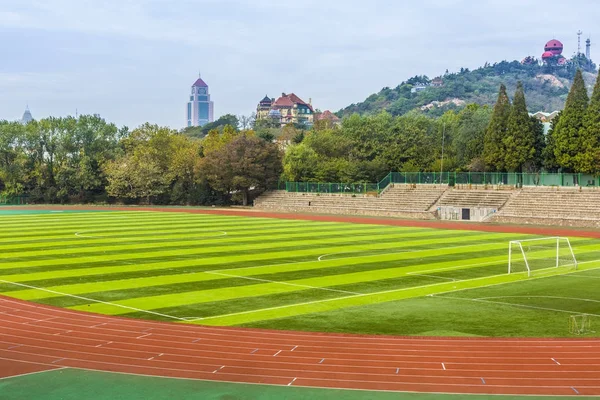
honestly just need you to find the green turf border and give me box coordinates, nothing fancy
[0,368,592,400]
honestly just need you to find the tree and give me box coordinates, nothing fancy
[282,143,319,181]
[201,134,282,206]
[543,113,561,172]
[579,69,600,174]
[553,69,589,172]
[181,114,240,138]
[483,84,510,171]
[503,82,535,172]
[529,116,546,172]
[239,113,256,131]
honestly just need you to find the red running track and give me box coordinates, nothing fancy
[1,296,599,396]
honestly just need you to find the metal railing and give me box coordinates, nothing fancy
[280,172,600,195]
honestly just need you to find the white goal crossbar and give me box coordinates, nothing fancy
[508,237,578,277]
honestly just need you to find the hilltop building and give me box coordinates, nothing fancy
[186,74,214,127]
[541,39,567,66]
[21,106,33,124]
[315,110,341,128]
[256,93,314,127]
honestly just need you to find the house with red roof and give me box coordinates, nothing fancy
[256,93,314,127]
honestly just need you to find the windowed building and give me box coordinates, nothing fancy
[256,93,314,127]
[186,74,214,127]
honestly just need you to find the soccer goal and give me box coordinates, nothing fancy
[569,314,593,335]
[508,237,578,277]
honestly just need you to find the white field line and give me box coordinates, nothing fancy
[188,270,517,322]
[0,279,185,321]
[74,232,104,239]
[189,263,600,323]
[478,296,600,304]
[318,250,410,261]
[0,366,67,381]
[406,260,504,275]
[562,274,600,279]
[75,230,227,239]
[409,274,458,282]
[315,242,507,263]
[213,241,514,277]
[438,297,600,317]
[204,271,361,295]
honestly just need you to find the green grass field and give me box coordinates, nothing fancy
[1,209,600,337]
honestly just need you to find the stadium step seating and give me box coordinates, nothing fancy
[253,185,446,217]
[434,189,514,210]
[497,187,600,220]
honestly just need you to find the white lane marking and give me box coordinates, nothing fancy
[273,350,282,357]
[287,377,297,386]
[204,271,361,295]
[0,279,185,321]
[136,333,151,339]
[290,346,298,351]
[212,365,225,374]
[552,358,561,365]
[441,363,446,370]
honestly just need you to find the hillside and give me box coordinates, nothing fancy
[339,61,597,118]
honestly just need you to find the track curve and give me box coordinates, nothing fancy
[1,206,600,396]
[1,296,599,396]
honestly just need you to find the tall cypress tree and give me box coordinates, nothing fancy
[543,113,561,172]
[530,116,546,171]
[483,84,510,171]
[503,82,535,172]
[579,69,600,174]
[553,69,589,172]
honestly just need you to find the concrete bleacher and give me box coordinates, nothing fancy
[255,184,600,227]
[253,185,446,219]
[493,187,600,227]
[435,189,513,210]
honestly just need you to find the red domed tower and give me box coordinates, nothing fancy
[541,51,555,60]
[544,39,564,56]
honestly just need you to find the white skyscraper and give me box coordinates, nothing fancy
[186,74,214,127]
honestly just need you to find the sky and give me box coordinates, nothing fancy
[0,0,597,129]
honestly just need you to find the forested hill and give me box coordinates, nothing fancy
[339,61,597,118]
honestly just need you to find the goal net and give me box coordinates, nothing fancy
[569,314,593,335]
[508,237,578,277]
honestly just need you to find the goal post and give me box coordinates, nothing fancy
[508,237,578,277]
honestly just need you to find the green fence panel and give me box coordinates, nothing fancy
[281,172,600,195]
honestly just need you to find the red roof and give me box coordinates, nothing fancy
[192,78,208,87]
[317,110,340,121]
[272,93,314,111]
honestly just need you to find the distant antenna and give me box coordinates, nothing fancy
[586,37,591,60]
[577,30,583,55]
[76,108,78,118]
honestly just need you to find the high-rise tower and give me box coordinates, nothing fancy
[186,73,214,127]
[21,106,33,124]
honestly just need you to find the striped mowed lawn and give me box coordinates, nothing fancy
[1,209,600,336]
